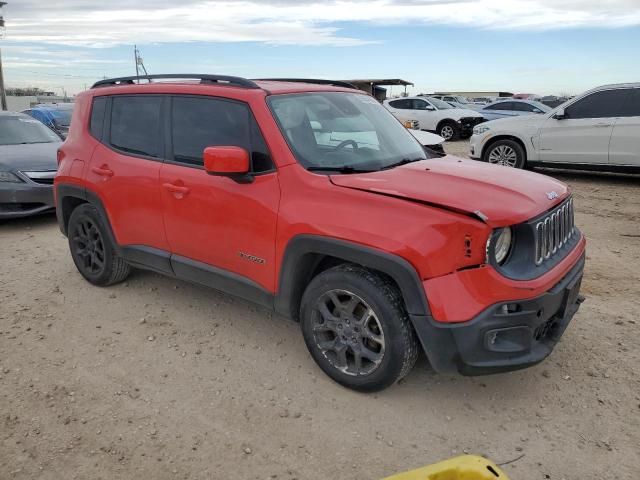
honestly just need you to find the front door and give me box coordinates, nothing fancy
[608,88,640,167]
[160,95,280,293]
[538,89,629,164]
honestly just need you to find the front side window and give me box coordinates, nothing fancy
[110,96,163,158]
[425,97,454,110]
[270,92,429,172]
[171,96,273,172]
[565,89,635,119]
[412,99,432,110]
[0,115,60,145]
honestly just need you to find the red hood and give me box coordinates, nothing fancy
[329,156,570,227]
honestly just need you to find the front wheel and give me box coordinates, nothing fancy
[437,120,460,141]
[483,139,526,168]
[300,264,419,392]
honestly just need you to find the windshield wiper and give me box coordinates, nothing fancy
[381,157,426,170]
[307,166,375,174]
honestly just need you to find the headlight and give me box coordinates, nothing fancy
[491,227,513,265]
[0,171,23,183]
[473,125,490,135]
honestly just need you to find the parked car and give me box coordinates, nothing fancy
[55,74,585,392]
[430,95,479,110]
[470,83,640,171]
[409,129,446,156]
[478,99,551,121]
[383,96,485,140]
[0,112,61,219]
[22,103,74,138]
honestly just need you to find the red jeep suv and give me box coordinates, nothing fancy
[55,74,586,392]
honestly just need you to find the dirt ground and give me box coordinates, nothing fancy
[1,140,639,480]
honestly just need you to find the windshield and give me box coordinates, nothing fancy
[0,115,61,145]
[269,92,429,172]
[426,97,455,110]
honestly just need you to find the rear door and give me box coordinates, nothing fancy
[159,95,280,292]
[538,89,622,164]
[608,88,640,167]
[87,94,170,252]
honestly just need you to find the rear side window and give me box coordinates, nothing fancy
[486,102,513,111]
[512,102,537,112]
[566,89,635,119]
[171,96,273,172]
[110,96,163,158]
[389,99,411,109]
[90,97,107,140]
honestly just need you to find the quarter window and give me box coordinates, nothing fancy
[90,97,107,140]
[110,96,163,158]
[171,96,273,172]
[565,89,635,119]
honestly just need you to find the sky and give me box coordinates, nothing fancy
[1,0,639,96]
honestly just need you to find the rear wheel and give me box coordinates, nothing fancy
[300,264,419,392]
[483,139,526,168]
[437,120,460,141]
[68,203,131,286]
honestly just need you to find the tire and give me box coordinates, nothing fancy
[437,120,460,141]
[67,203,131,286]
[483,139,526,169]
[300,264,419,392]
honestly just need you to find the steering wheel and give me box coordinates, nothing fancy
[334,140,359,151]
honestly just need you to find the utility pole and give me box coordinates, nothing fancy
[0,2,8,111]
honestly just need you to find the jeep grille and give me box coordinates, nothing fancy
[534,197,575,266]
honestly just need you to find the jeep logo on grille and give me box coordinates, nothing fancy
[546,191,559,200]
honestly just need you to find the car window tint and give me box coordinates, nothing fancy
[628,88,640,116]
[566,89,635,119]
[90,97,107,140]
[110,96,162,157]
[389,99,410,109]
[412,99,429,110]
[512,102,536,112]
[486,102,511,111]
[171,96,251,167]
[249,115,274,173]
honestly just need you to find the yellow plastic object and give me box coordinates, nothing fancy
[383,455,510,480]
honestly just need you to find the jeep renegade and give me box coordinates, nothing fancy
[55,74,586,392]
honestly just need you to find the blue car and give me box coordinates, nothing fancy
[478,99,551,121]
[22,103,74,138]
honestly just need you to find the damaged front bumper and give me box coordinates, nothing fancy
[410,255,585,375]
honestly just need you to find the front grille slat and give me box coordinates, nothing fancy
[21,170,56,185]
[534,197,575,266]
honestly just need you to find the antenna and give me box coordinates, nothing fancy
[134,45,148,82]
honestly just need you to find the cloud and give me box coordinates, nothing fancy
[2,0,640,48]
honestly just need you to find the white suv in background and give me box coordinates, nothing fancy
[383,96,485,141]
[469,83,640,172]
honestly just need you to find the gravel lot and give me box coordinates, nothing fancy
[1,140,639,480]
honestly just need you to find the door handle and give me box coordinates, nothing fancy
[594,123,612,128]
[91,165,114,177]
[162,182,190,196]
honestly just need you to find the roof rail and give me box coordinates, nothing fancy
[253,78,358,90]
[91,74,260,89]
